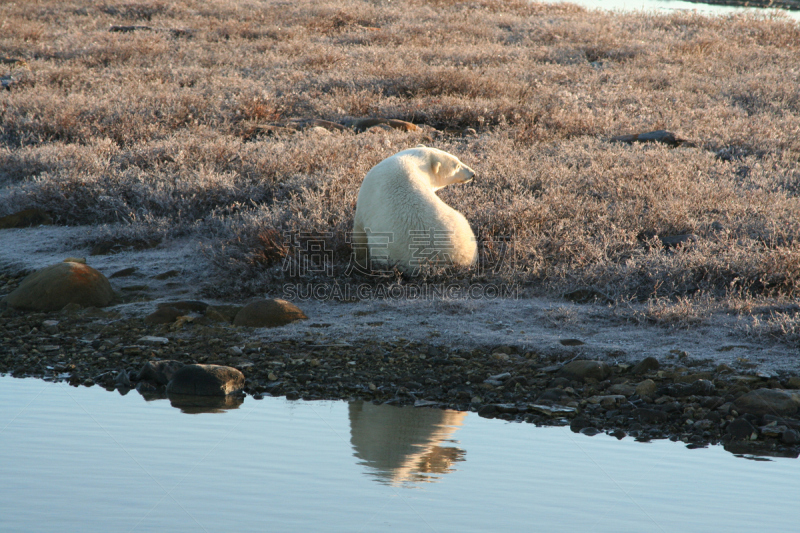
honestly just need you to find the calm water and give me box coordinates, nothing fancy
[1,376,799,533]
[547,0,800,19]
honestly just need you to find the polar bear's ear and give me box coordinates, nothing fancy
[431,161,441,176]
[416,144,426,148]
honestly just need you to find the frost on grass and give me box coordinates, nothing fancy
[2,0,800,339]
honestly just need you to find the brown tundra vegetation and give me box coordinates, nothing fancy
[1,0,800,341]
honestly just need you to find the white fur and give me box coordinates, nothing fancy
[353,146,477,272]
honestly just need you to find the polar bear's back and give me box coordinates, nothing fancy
[353,147,477,271]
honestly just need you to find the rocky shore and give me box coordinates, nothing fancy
[2,266,799,459]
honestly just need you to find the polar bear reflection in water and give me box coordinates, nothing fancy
[349,401,467,485]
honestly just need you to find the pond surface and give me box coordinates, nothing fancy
[1,376,799,532]
[547,0,800,19]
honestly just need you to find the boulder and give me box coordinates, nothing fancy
[734,389,800,416]
[557,360,611,382]
[5,262,113,311]
[166,364,245,396]
[233,298,307,327]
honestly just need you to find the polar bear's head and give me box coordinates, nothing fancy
[411,146,475,191]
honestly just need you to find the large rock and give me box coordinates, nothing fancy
[233,298,307,327]
[557,360,611,382]
[5,262,114,311]
[733,389,800,417]
[166,364,245,396]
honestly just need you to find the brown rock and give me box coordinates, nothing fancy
[166,364,245,396]
[144,306,183,324]
[0,208,52,229]
[635,379,657,397]
[557,360,611,382]
[733,389,800,416]
[233,298,307,327]
[5,262,113,311]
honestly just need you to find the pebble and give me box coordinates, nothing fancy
[42,320,59,334]
[138,336,170,345]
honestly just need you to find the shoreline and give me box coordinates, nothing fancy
[2,293,799,459]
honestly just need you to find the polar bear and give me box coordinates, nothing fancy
[352,146,478,273]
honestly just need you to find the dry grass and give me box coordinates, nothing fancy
[2,0,800,340]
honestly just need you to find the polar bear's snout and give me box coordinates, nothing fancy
[457,165,476,184]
